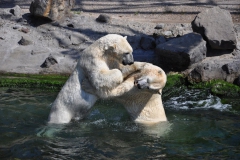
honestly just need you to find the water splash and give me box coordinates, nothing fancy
[164,89,231,111]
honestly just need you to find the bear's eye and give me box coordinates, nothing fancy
[125,52,130,55]
[158,70,162,74]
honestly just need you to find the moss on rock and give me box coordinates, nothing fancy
[1,72,239,98]
[162,73,186,100]
[189,80,240,97]
[0,73,69,91]
[165,73,186,88]
[221,98,240,111]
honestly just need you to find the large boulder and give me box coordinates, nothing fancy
[155,33,206,72]
[29,0,75,21]
[133,49,155,63]
[140,36,156,50]
[188,52,240,83]
[192,6,237,50]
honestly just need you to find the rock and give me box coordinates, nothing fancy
[13,26,21,30]
[188,55,240,83]
[29,0,75,21]
[127,35,142,50]
[58,39,71,48]
[191,6,237,50]
[234,76,240,86]
[232,49,240,57]
[69,33,86,45]
[67,23,74,28]
[140,36,156,50]
[163,31,173,38]
[9,5,22,17]
[0,9,14,20]
[18,37,32,46]
[153,24,192,38]
[16,17,27,24]
[133,49,155,63]
[155,36,166,46]
[41,55,58,68]
[154,23,165,30]
[20,27,30,33]
[155,33,206,71]
[96,14,111,23]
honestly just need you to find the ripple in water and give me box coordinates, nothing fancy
[164,89,231,111]
[0,87,239,159]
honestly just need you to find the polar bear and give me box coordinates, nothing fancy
[82,62,167,124]
[48,34,145,124]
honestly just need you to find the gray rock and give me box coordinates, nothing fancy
[13,26,21,30]
[234,76,240,86]
[163,31,172,38]
[127,35,142,50]
[155,33,206,71]
[153,24,192,38]
[69,33,86,45]
[18,37,32,46]
[10,5,22,17]
[20,27,30,33]
[96,14,111,23]
[41,55,58,68]
[29,0,75,21]
[188,57,240,83]
[155,36,166,46]
[58,38,71,48]
[0,9,14,20]
[67,23,74,28]
[154,23,165,29]
[133,49,155,63]
[140,36,156,50]
[192,6,237,50]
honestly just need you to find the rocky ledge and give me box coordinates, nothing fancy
[0,5,239,88]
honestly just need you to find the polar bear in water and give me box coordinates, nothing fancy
[48,34,145,124]
[82,62,167,124]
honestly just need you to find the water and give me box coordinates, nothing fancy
[0,87,240,159]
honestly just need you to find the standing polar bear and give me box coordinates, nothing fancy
[48,34,145,124]
[83,63,168,124]
[116,63,167,124]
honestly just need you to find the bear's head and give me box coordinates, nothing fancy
[101,34,134,66]
[135,64,167,94]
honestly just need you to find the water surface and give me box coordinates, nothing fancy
[0,87,239,159]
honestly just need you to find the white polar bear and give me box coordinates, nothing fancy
[82,63,167,124]
[48,34,145,124]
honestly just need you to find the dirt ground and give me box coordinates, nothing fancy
[0,0,239,23]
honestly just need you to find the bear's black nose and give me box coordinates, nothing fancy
[128,61,134,65]
[137,84,142,89]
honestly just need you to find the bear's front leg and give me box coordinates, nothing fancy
[81,78,97,95]
[91,69,123,90]
[120,62,147,78]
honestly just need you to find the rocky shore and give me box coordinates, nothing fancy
[0,2,240,89]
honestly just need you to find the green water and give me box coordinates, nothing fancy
[0,87,239,159]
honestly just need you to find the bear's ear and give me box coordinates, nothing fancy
[107,44,117,51]
[124,36,127,39]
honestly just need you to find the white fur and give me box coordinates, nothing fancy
[82,62,168,124]
[114,63,168,124]
[48,34,141,124]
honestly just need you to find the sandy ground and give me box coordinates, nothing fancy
[0,0,239,23]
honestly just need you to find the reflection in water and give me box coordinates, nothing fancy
[139,121,172,138]
[36,124,66,138]
[0,87,240,159]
